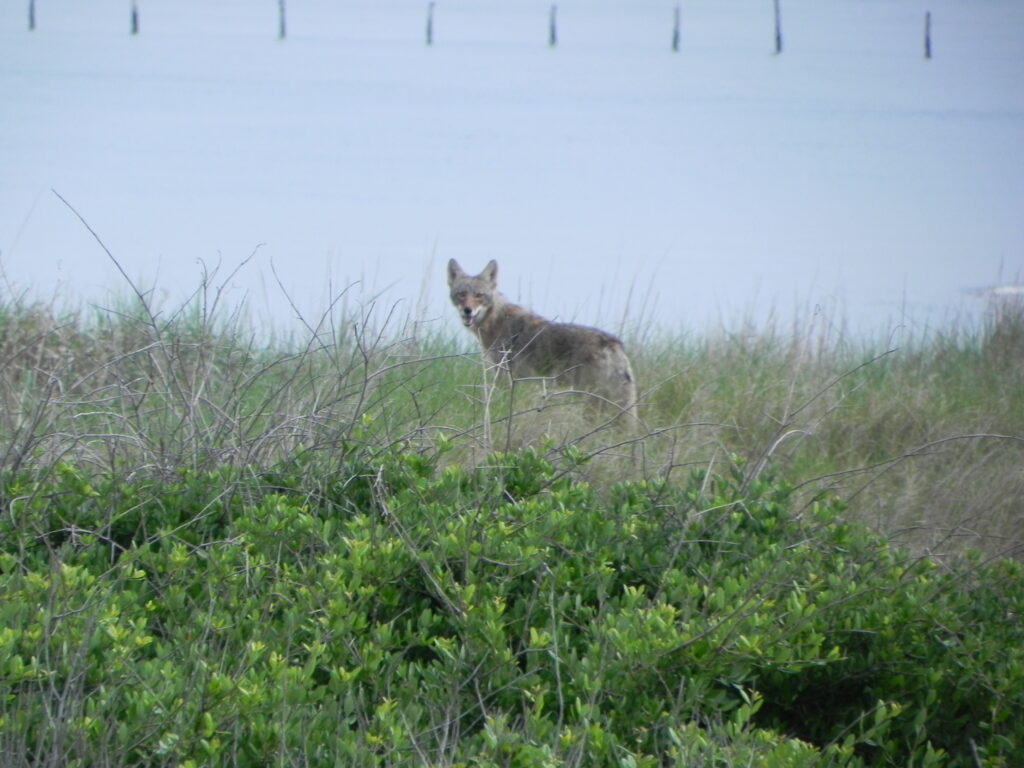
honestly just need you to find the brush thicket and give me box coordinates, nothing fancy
[1,279,1020,559]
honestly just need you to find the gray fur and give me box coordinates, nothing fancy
[447,258,638,418]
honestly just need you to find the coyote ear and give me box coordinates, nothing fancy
[481,259,498,287]
[447,259,464,285]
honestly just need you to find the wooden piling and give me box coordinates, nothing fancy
[924,11,932,59]
[773,0,783,54]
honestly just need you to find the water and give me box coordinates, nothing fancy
[2,0,1022,340]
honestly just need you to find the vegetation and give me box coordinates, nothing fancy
[0,269,1021,766]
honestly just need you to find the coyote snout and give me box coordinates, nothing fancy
[447,258,638,420]
[453,291,488,329]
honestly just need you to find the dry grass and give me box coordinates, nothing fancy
[1,272,1021,560]
[632,297,1024,559]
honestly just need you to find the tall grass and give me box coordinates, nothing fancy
[0,270,1021,559]
[635,298,1024,559]
[2,267,1023,767]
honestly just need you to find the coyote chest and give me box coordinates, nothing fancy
[447,259,638,416]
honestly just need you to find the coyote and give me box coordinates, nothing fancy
[447,259,638,419]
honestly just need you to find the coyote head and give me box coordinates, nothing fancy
[447,259,498,329]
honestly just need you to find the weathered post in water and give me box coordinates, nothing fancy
[28,0,35,30]
[672,4,680,52]
[549,4,558,47]
[131,0,139,35]
[426,2,434,46]
[924,11,932,59]
[773,0,783,54]
[278,0,286,40]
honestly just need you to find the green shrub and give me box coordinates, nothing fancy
[1,446,1020,766]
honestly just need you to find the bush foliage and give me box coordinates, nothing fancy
[1,280,1021,765]
[2,447,1021,767]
